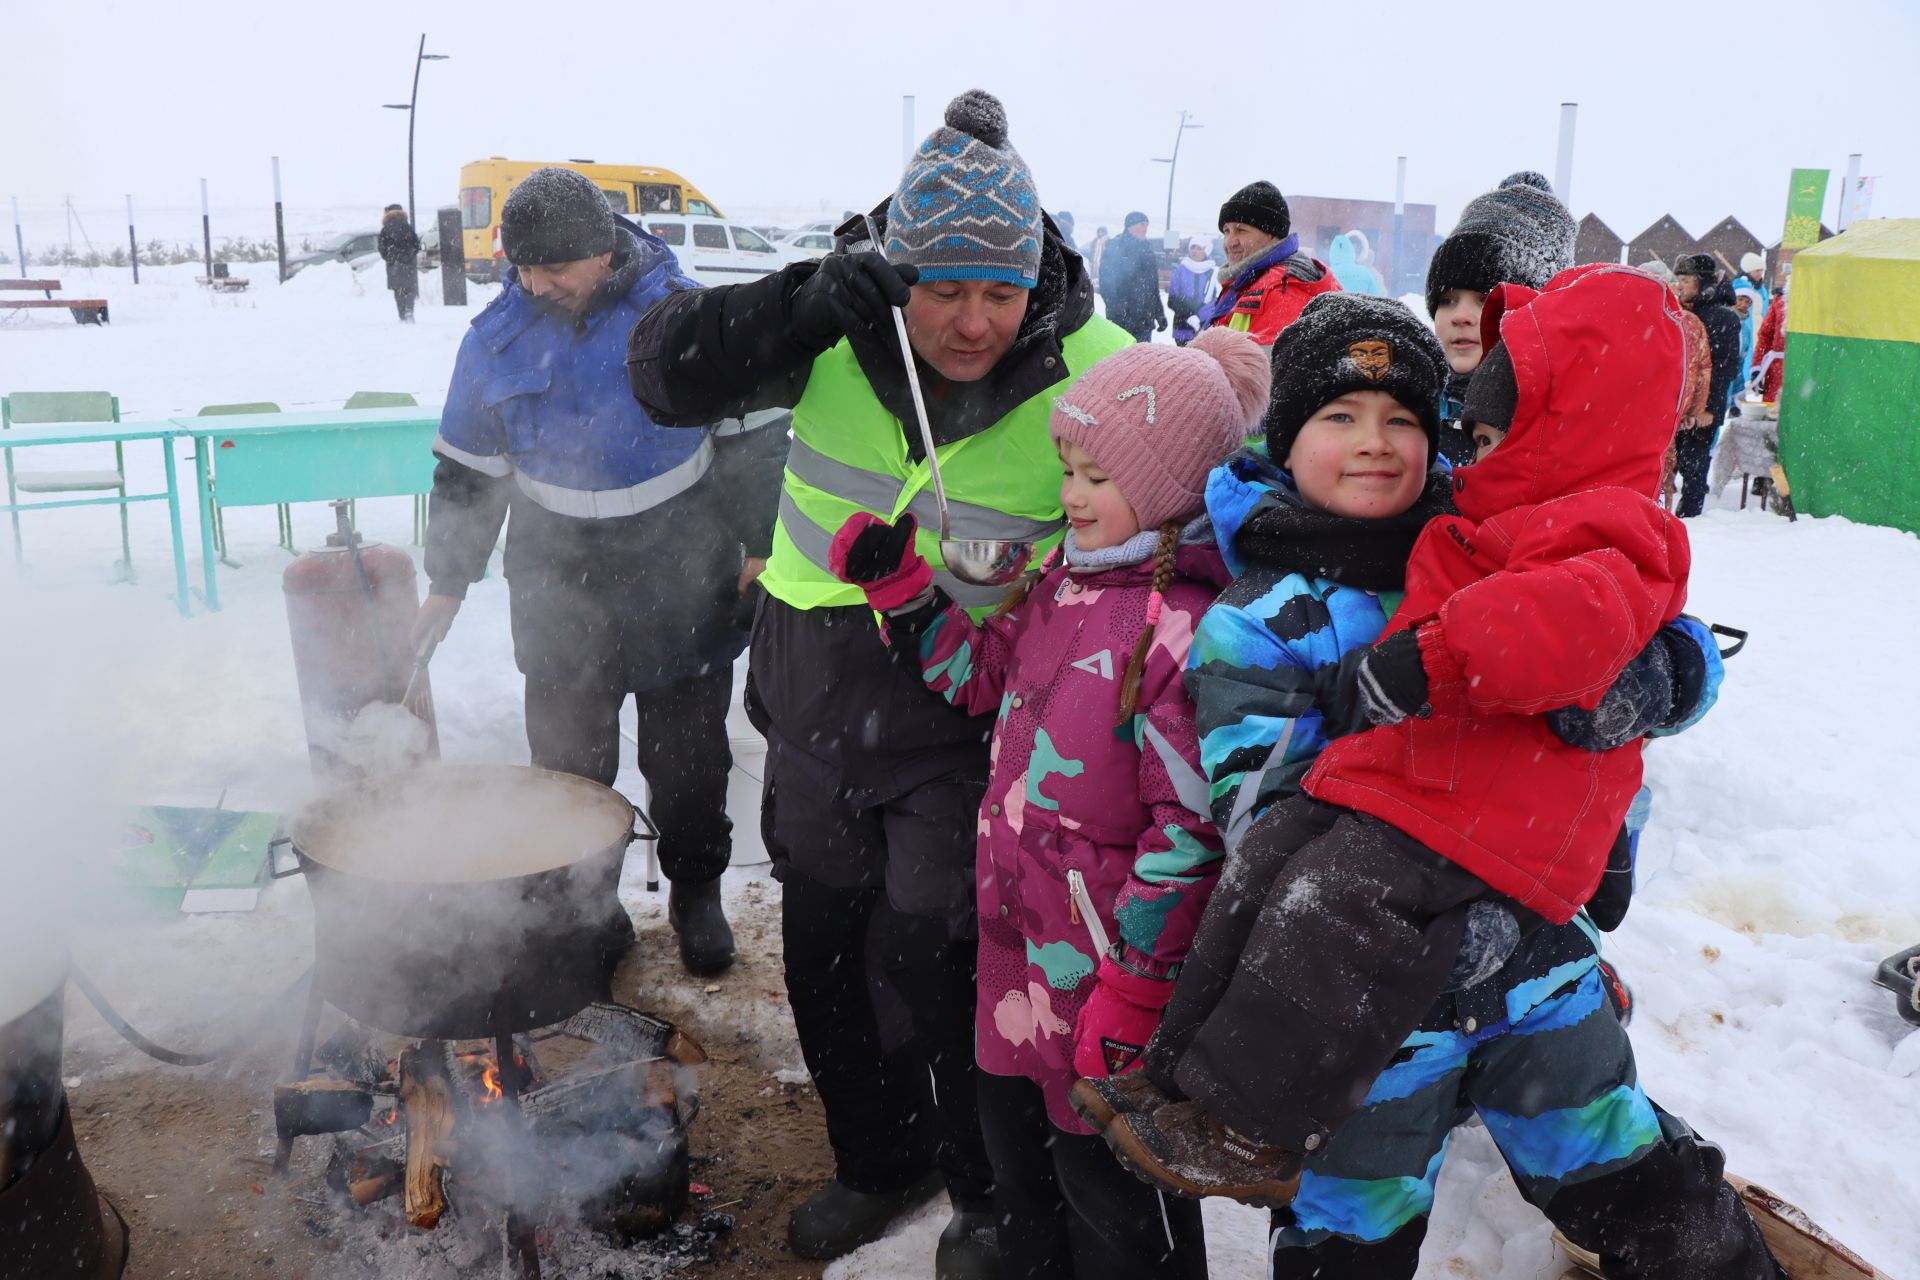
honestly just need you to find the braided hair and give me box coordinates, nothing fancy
[1116,520,1182,727]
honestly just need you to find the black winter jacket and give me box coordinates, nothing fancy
[1097,231,1165,334]
[379,216,420,293]
[1690,283,1744,428]
[626,211,1100,798]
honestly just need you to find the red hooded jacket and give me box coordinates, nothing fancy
[1303,265,1692,923]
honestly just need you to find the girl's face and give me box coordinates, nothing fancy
[1285,391,1430,519]
[1433,288,1489,374]
[1058,440,1141,551]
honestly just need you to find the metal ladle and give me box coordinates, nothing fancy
[860,216,1039,588]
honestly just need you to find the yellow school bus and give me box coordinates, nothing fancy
[457,158,725,278]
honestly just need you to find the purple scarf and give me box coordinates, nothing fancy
[1194,234,1300,331]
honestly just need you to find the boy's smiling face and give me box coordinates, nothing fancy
[1285,391,1430,519]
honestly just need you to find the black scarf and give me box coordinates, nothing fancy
[1234,471,1457,591]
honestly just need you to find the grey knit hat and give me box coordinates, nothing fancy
[886,90,1042,288]
[1424,171,1576,317]
[500,166,617,266]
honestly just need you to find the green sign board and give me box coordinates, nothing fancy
[1783,168,1830,249]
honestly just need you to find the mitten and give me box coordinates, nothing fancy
[828,512,931,611]
[1355,628,1432,726]
[1072,957,1175,1078]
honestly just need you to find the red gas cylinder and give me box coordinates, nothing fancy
[283,503,439,780]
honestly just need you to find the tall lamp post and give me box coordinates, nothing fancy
[382,34,449,228]
[1152,110,1203,242]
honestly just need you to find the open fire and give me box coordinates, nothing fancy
[272,1002,705,1277]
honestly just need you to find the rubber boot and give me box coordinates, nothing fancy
[788,1171,943,1260]
[667,877,735,976]
[935,1207,1000,1279]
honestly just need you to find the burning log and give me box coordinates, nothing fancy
[274,1079,375,1139]
[349,1164,403,1208]
[557,1002,706,1066]
[398,1046,457,1229]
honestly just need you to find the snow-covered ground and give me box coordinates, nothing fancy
[2,264,1916,1278]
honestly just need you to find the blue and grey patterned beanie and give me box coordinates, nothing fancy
[886,89,1042,289]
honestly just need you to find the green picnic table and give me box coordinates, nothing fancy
[169,406,443,612]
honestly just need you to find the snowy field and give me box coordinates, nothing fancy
[2,263,1917,1278]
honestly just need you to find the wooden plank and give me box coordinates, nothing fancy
[0,298,109,309]
[0,279,61,290]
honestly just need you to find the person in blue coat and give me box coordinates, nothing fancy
[412,167,786,977]
[1327,232,1385,296]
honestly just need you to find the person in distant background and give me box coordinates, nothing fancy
[1167,236,1219,345]
[1730,251,1772,405]
[1672,254,1744,517]
[1088,224,1111,289]
[1328,231,1385,295]
[378,203,421,323]
[1193,181,1340,347]
[1100,211,1168,342]
[1055,210,1078,253]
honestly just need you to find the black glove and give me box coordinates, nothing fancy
[1154,312,1168,331]
[790,253,920,350]
[1354,629,1431,726]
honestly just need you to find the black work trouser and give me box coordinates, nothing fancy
[1145,796,1485,1151]
[1674,426,1716,518]
[780,866,993,1207]
[392,279,417,322]
[523,666,734,885]
[977,1070,1207,1279]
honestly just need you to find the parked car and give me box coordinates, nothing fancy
[286,229,381,277]
[774,220,840,243]
[782,231,837,258]
[640,214,806,283]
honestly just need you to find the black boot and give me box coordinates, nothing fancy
[667,877,735,976]
[935,1207,1000,1279]
[787,1171,943,1260]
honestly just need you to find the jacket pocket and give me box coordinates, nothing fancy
[481,367,552,454]
[1405,713,1465,791]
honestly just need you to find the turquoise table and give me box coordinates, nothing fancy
[1,419,192,616]
[170,406,443,612]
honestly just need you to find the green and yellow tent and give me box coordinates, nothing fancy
[1778,219,1920,533]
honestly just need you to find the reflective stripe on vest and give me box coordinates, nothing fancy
[761,319,1133,616]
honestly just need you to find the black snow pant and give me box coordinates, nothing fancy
[391,278,417,322]
[1674,426,1716,518]
[977,1070,1207,1279]
[1144,795,1487,1151]
[780,865,993,1207]
[523,665,734,885]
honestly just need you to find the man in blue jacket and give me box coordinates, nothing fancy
[413,167,785,976]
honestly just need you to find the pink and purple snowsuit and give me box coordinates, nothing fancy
[906,545,1228,1134]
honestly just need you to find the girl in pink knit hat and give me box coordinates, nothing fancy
[827,327,1270,1278]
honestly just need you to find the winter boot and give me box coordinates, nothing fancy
[934,1207,1000,1279]
[667,877,735,976]
[1070,1071,1173,1133]
[1105,1100,1302,1209]
[787,1171,943,1261]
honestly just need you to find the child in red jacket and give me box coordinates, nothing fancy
[1091,264,1693,1208]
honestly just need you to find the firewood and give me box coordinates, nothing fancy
[274,1079,375,1138]
[398,1046,457,1229]
[349,1166,402,1208]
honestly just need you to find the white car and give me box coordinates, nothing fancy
[641,214,807,283]
[775,220,840,243]
[781,231,838,258]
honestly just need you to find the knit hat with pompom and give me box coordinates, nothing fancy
[1425,171,1576,317]
[1049,328,1271,529]
[886,89,1043,288]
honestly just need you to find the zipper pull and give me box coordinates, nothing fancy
[1068,893,1081,926]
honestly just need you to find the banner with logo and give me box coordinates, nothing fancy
[1782,169,1830,249]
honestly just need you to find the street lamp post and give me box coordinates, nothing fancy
[383,34,449,228]
[1151,110,1203,242]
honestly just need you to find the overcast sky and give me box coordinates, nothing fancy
[6,0,1916,246]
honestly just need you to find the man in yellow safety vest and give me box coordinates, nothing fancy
[628,90,1130,1276]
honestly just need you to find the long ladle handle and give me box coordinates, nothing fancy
[861,215,951,539]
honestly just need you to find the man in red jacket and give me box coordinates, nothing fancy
[1107,265,1693,1203]
[1195,181,1340,346]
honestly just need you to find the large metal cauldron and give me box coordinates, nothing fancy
[283,764,637,1041]
[0,963,128,1280]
